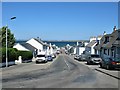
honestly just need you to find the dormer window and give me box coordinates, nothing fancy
[104,36,109,44]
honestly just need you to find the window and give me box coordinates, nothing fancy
[104,49,107,54]
[108,49,109,55]
[111,49,114,57]
[104,37,109,44]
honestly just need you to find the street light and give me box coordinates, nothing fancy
[6,16,16,67]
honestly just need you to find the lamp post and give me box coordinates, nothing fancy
[6,16,16,67]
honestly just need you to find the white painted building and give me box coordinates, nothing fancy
[26,38,44,52]
[79,47,86,55]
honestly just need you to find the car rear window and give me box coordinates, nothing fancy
[37,55,45,57]
[91,55,100,57]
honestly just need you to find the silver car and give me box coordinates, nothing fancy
[87,54,102,64]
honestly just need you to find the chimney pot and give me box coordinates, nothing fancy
[113,26,117,32]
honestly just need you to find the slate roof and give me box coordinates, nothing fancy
[102,30,120,48]
[94,29,120,50]
[86,40,97,47]
[20,43,37,52]
[33,38,49,47]
[94,34,111,50]
[33,38,45,45]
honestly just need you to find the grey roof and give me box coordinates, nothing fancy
[20,43,37,52]
[102,30,120,48]
[94,29,120,50]
[33,38,49,47]
[86,40,97,47]
[94,34,111,50]
[33,38,45,45]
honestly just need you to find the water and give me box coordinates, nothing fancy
[44,41,79,47]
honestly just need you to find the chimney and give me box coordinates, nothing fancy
[103,31,106,35]
[113,26,117,32]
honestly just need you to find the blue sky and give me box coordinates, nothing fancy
[2,2,118,40]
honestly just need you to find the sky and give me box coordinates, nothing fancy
[2,2,118,40]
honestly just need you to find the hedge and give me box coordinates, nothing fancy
[17,51,33,60]
[1,48,18,63]
[1,48,33,63]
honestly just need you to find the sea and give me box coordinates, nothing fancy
[44,41,79,47]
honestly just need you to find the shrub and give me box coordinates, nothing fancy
[17,51,33,60]
[1,48,18,63]
[1,48,33,63]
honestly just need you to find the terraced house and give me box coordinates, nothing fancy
[94,26,120,59]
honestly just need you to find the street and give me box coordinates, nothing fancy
[2,54,119,88]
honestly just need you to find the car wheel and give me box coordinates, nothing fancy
[106,65,110,70]
[87,61,90,65]
[100,63,102,68]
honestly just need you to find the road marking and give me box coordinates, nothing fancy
[63,55,70,70]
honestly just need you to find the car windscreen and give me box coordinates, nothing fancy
[91,55,100,58]
[37,55,45,57]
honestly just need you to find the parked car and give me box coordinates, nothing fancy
[47,55,53,61]
[100,57,120,70]
[87,54,102,64]
[36,54,47,63]
[80,54,87,61]
[74,55,81,61]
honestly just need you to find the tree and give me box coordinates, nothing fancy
[0,26,15,48]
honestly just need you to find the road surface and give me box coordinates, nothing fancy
[2,54,119,88]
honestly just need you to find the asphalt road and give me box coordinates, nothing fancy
[2,54,119,88]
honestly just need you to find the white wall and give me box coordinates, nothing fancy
[74,48,76,54]
[84,42,89,46]
[79,47,85,55]
[26,38,43,51]
[90,37,96,42]
[13,43,29,51]
[91,42,97,54]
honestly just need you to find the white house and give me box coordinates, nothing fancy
[74,41,89,55]
[85,37,97,54]
[13,38,50,56]
[26,38,44,52]
[85,35,102,55]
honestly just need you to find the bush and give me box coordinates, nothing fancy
[1,48,18,63]
[17,51,33,60]
[0,48,33,63]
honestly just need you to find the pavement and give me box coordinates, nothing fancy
[70,55,120,80]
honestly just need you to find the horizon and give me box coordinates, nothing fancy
[2,2,118,40]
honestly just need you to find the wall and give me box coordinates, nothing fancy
[79,47,85,55]
[26,38,43,51]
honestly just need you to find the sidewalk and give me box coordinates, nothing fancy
[71,55,120,80]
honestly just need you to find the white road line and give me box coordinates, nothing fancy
[63,55,70,70]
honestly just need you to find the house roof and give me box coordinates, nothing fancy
[86,40,97,47]
[94,34,111,50]
[20,43,37,52]
[94,29,120,50]
[102,30,120,48]
[33,38,49,47]
[33,38,45,45]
